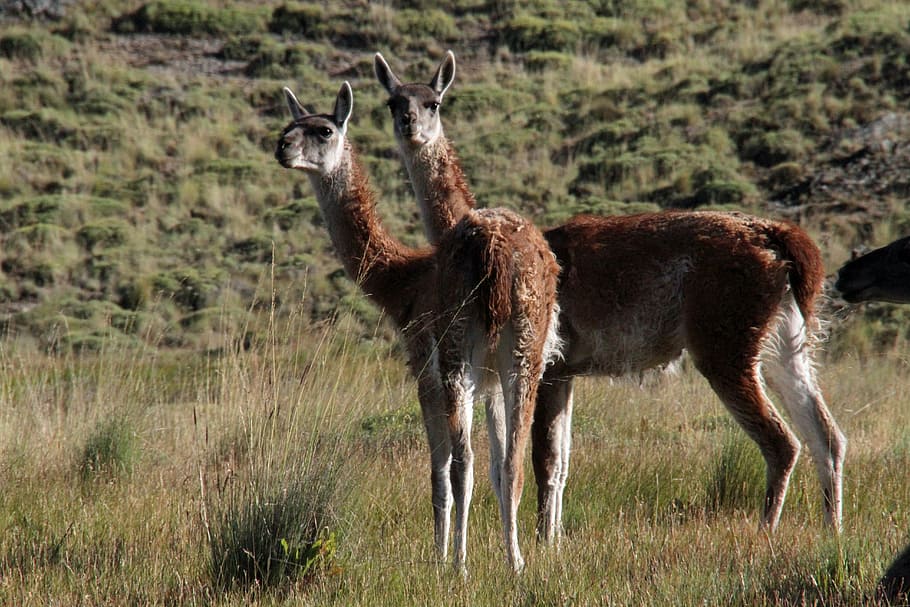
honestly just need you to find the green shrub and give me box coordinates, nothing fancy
[218,35,267,61]
[79,417,139,481]
[705,430,765,514]
[395,9,459,41]
[0,257,56,287]
[268,3,326,37]
[116,279,150,311]
[197,159,262,181]
[264,199,318,231]
[8,224,67,250]
[689,170,756,207]
[76,219,130,251]
[0,197,61,231]
[740,129,810,167]
[152,269,217,312]
[243,40,323,80]
[0,31,43,61]
[767,161,805,190]
[0,110,74,144]
[112,1,267,36]
[789,0,846,14]
[207,432,345,590]
[500,13,581,52]
[227,236,273,263]
[525,50,573,71]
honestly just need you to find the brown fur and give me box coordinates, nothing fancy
[334,149,437,330]
[424,140,477,241]
[437,209,526,343]
[538,210,842,535]
[753,217,826,322]
[276,94,560,571]
[375,53,842,540]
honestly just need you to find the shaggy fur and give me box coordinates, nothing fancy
[276,83,560,572]
[375,50,846,543]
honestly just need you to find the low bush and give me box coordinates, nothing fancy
[112,0,267,36]
[79,417,139,481]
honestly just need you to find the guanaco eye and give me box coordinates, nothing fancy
[426,101,440,112]
[317,126,333,139]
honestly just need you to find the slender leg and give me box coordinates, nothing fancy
[702,365,801,531]
[497,329,543,573]
[442,363,475,573]
[532,369,574,545]
[416,370,453,560]
[762,295,846,530]
[484,385,506,508]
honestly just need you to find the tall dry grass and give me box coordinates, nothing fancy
[0,299,909,604]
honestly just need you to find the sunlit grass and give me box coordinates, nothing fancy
[0,313,909,604]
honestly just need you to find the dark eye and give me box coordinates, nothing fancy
[317,126,333,139]
[426,102,440,112]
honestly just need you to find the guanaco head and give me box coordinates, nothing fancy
[374,50,455,147]
[275,82,353,175]
[834,235,910,304]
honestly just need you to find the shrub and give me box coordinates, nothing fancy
[740,129,810,167]
[112,1,267,36]
[0,31,42,61]
[207,425,346,590]
[0,197,61,231]
[227,236,273,263]
[395,9,459,42]
[500,13,581,52]
[268,3,325,37]
[0,257,56,287]
[525,50,573,71]
[0,110,74,144]
[705,430,765,514]
[76,219,130,251]
[79,417,138,481]
[116,279,150,311]
[152,269,217,312]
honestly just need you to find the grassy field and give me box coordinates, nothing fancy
[2,0,910,348]
[2,0,910,604]
[1,304,909,605]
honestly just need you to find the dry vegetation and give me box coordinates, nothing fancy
[1,0,910,604]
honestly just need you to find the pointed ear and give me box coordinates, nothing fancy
[283,87,307,120]
[374,53,402,95]
[429,50,456,99]
[333,82,353,134]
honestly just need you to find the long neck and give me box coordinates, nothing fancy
[309,145,431,326]
[401,135,476,245]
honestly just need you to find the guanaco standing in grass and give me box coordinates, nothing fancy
[275,82,561,571]
[375,51,847,541]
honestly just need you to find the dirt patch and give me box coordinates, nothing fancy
[770,112,910,233]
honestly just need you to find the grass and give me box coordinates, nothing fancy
[0,310,907,603]
[2,0,910,349]
[1,0,910,601]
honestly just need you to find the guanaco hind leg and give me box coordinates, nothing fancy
[762,293,846,530]
[533,371,574,545]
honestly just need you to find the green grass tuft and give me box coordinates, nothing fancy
[705,430,766,515]
[79,417,139,481]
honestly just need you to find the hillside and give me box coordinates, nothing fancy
[1,0,910,353]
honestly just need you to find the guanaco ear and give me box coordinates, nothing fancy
[374,52,402,94]
[333,81,353,134]
[283,87,308,121]
[429,50,456,100]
